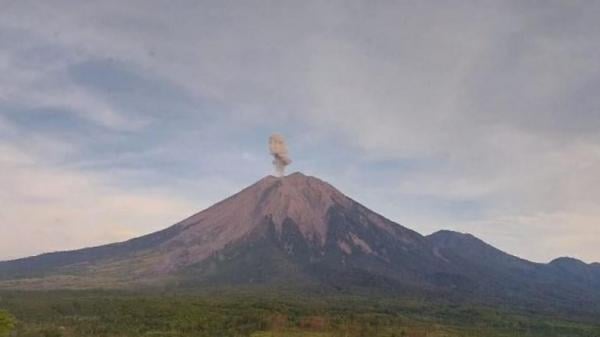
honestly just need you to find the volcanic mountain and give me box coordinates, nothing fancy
[1,172,599,314]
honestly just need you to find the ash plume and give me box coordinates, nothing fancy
[269,133,292,177]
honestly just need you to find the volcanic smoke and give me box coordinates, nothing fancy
[269,133,292,177]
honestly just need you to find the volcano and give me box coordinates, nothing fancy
[1,172,599,314]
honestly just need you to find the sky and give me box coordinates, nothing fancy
[0,0,599,263]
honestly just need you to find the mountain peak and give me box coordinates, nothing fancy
[550,257,587,266]
[156,173,353,269]
[285,171,306,177]
[257,172,352,243]
[427,230,479,246]
[2,171,600,315]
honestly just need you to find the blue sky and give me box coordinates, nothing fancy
[0,1,599,262]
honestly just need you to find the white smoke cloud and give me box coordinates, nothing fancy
[269,133,292,176]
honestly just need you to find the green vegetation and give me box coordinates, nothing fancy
[0,290,598,337]
[0,309,16,337]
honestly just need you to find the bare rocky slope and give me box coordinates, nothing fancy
[1,172,599,315]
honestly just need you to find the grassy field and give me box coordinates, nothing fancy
[0,290,599,337]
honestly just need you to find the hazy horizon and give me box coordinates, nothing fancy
[1,1,599,263]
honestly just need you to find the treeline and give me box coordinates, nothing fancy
[1,290,599,337]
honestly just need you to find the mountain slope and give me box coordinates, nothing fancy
[0,173,449,289]
[426,230,600,313]
[0,172,599,316]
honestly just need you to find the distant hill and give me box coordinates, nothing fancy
[1,172,599,315]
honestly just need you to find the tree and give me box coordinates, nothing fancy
[0,310,15,337]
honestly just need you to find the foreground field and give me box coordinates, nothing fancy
[0,291,599,337]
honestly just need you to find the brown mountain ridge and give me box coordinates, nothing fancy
[1,172,599,315]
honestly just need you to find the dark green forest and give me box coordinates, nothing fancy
[1,290,599,337]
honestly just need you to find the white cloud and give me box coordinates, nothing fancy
[0,142,199,260]
[0,1,598,263]
[453,211,600,264]
[0,24,145,131]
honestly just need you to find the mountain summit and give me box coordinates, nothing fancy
[1,173,599,314]
[0,172,431,288]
